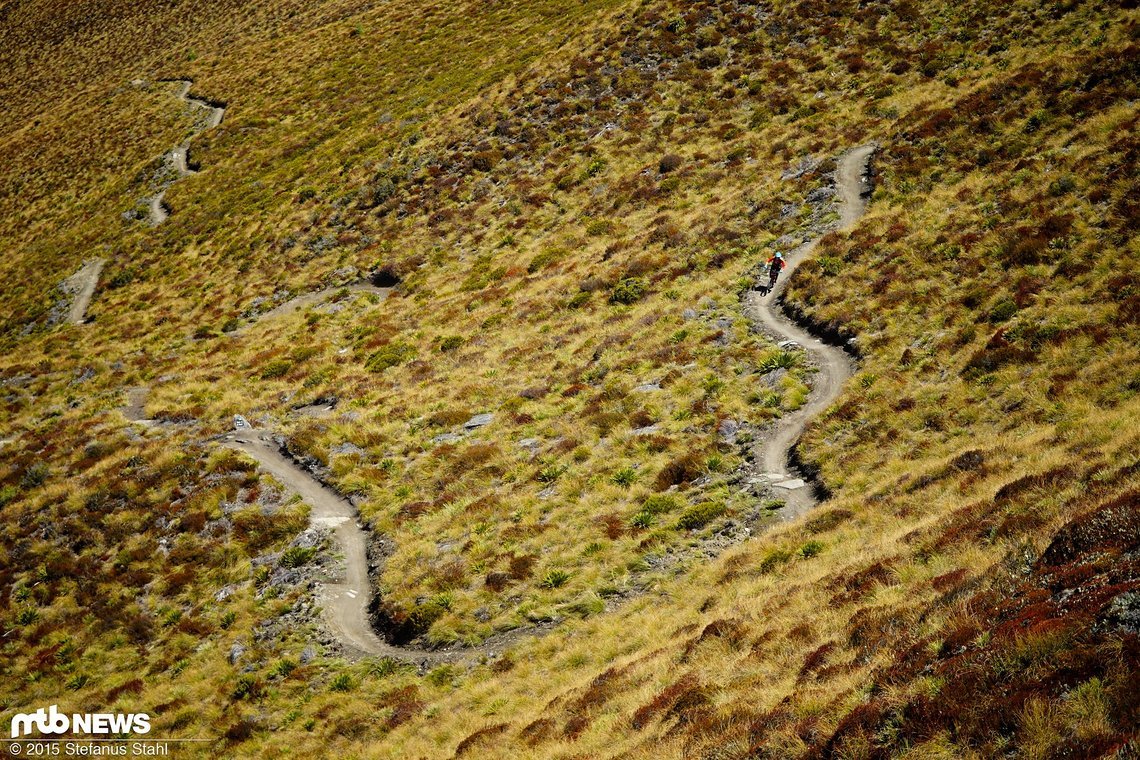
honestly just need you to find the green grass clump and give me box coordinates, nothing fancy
[366,341,416,372]
[676,501,726,530]
[610,277,648,304]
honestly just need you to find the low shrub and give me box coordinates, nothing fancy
[659,153,683,173]
[439,335,464,352]
[611,467,638,487]
[366,341,416,372]
[676,501,726,530]
[610,278,648,305]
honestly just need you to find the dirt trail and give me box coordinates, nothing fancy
[63,259,105,324]
[122,387,151,422]
[146,80,226,226]
[744,144,876,520]
[225,431,531,665]
[142,148,874,662]
[234,281,392,334]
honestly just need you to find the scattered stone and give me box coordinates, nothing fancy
[630,424,661,436]
[300,646,316,664]
[806,186,836,203]
[773,478,807,490]
[538,486,556,499]
[228,642,246,665]
[330,442,366,457]
[473,607,491,623]
[778,340,801,350]
[761,368,788,388]
[215,584,242,602]
[682,308,698,321]
[718,419,740,443]
[432,432,465,445]
[781,155,821,180]
[464,413,494,429]
[634,382,662,392]
[518,438,541,449]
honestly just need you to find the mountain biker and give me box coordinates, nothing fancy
[766,252,786,289]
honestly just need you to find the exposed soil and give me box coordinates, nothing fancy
[61,259,105,324]
[234,281,392,333]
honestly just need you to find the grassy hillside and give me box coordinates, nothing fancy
[1,0,1137,756]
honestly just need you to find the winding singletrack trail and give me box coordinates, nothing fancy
[64,259,105,324]
[147,80,226,226]
[745,144,876,520]
[225,432,535,664]
[193,148,876,662]
[234,281,393,334]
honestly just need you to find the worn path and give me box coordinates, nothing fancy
[147,80,226,226]
[744,144,876,520]
[225,431,537,664]
[63,259,105,324]
[141,147,875,662]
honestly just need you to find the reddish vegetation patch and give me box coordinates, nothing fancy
[380,686,425,731]
[632,673,708,731]
[519,717,557,747]
[805,508,854,534]
[798,641,838,681]
[680,618,749,660]
[930,567,967,592]
[829,560,898,606]
[454,723,509,757]
[1039,490,1140,566]
[816,490,1140,757]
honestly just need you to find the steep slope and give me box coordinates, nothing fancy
[0,0,1137,757]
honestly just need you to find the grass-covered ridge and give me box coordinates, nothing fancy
[1,0,1137,756]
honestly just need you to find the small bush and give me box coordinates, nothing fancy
[567,291,591,309]
[641,494,679,515]
[610,278,648,305]
[585,218,612,236]
[798,540,825,559]
[1048,176,1076,196]
[676,501,726,530]
[273,659,297,678]
[528,248,564,274]
[329,673,354,692]
[366,341,416,372]
[758,350,799,372]
[439,335,464,352]
[232,675,263,700]
[631,511,654,529]
[20,462,50,489]
[655,452,705,490]
[536,464,567,483]
[988,299,1018,323]
[659,154,683,174]
[260,359,292,379]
